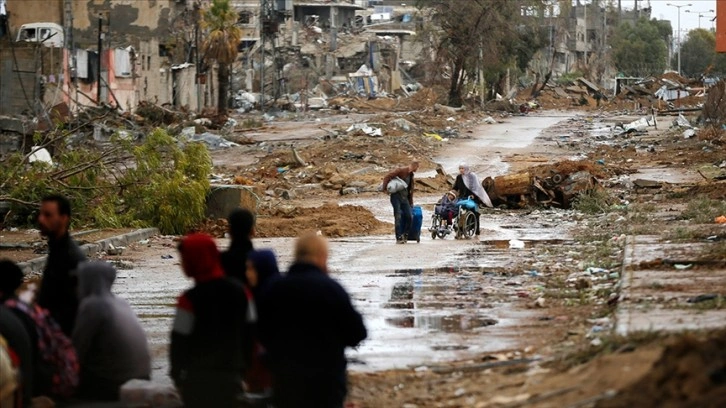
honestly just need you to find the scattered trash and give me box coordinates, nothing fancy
[586,267,609,275]
[715,215,726,224]
[193,118,212,126]
[526,270,542,277]
[591,337,603,347]
[161,254,173,259]
[623,116,655,133]
[106,244,125,256]
[674,113,692,128]
[483,116,497,124]
[673,264,693,270]
[509,239,525,249]
[346,123,382,137]
[190,132,239,149]
[533,297,546,308]
[391,118,416,132]
[28,146,53,165]
[423,132,443,141]
[683,129,696,139]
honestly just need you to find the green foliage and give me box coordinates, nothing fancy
[0,128,212,235]
[611,18,669,76]
[678,29,726,77]
[555,71,584,86]
[572,188,616,215]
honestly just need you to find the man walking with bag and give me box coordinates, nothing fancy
[382,160,419,244]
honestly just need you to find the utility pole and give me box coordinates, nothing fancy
[97,15,103,104]
[194,3,201,113]
[667,3,692,75]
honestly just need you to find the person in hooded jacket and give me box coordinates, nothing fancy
[171,233,253,408]
[72,261,150,401]
[453,163,493,236]
[220,208,255,282]
[243,249,281,396]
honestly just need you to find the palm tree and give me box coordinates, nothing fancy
[202,0,241,114]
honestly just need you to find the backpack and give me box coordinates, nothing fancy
[5,299,79,398]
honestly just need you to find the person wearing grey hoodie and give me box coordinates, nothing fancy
[72,261,151,401]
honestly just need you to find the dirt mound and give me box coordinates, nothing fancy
[529,159,611,179]
[685,181,726,200]
[661,72,690,84]
[195,203,392,238]
[256,203,391,238]
[598,330,726,408]
[328,87,445,113]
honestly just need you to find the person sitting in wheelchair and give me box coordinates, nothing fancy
[453,163,493,236]
[434,190,458,227]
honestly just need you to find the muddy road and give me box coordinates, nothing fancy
[112,113,581,385]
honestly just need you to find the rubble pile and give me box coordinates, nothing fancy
[482,160,605,209]
[516,73,708,113]
[597,330,726,408]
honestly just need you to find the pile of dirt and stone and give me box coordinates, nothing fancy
[515,72,707,113]
[196,202,391,238]
[598,330,726,408]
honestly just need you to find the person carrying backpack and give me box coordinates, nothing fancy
[1,259,79,401]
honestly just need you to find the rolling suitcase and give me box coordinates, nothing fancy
[409,205,423,243]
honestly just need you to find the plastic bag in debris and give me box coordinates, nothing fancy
[346,123,382,137]
[190,132,239,149]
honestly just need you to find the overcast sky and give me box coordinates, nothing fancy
[648,0,717,34]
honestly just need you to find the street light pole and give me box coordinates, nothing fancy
[686,9,714,29]
[667,3,692,75]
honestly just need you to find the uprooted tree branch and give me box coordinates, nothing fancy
[0,126,212,234]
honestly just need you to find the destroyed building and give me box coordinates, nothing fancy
[0,0,223,116]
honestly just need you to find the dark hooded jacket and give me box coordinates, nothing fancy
[37,233,86,336]
[171,234,253,387]
[220,209,255,283]
[259,262,367,408]
[72,261,151,400]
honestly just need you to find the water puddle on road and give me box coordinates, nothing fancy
[479,239,570,249]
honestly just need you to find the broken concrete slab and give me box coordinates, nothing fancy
[632,179,663,189]
[206,185,259,219]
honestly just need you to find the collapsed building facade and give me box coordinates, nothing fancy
[0,0,415,119]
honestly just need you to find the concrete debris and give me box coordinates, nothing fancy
[190,133,239,149]
[483,116,497,124]
[391,118,416,131]
[674,113,692,128]
[683,129,696,139]
[483,161,602,209]
[347,123,382,137]
[623,116,656,133]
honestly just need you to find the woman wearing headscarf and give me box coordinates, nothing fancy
[171,233,253,408]
[72,261,150,400]
[453,163,493,236]
[243,249,281,397]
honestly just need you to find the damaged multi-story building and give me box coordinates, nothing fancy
[0,0,420,119]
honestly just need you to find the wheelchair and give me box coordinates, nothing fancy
[429,199,478,240]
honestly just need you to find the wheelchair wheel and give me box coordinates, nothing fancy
[430,215,441,239]
[462,211,477,239]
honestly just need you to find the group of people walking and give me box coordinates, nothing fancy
[0,195,367,408]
